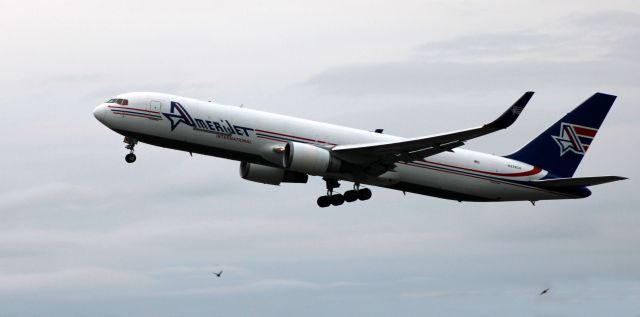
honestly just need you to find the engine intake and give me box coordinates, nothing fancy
[240,162,308,185]
[283,142,342,175]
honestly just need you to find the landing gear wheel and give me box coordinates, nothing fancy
[344,190,359,202]
[358,188,372,200]
[123,137,139,164]
[330,194,345,206]
[316,178,343,208]
[125,153,137,163]
[317,196,331,208]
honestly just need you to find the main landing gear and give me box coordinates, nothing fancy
[316,179,372,208]
[124,137,138,163]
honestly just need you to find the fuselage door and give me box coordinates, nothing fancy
[150,100,162,112]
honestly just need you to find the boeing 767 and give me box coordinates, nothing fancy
[93,92,626,207]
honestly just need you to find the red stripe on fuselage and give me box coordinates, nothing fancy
[255,129,337,146]
[257,135,288,143]
[418,160,542,177]
[108,105,161,114]
[111,111,161,120]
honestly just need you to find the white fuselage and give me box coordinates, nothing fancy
[93,92,585,202]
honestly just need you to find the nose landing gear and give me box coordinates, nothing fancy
[124,137,138,163]
[316,179,372,208]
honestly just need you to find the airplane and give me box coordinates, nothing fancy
[93,91,626,207]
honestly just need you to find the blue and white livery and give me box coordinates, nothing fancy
[93,92,626,207]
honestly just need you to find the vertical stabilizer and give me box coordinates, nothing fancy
[506,93,616,178]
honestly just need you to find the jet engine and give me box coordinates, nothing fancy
[282,141,342,175]
[240,161,308,185]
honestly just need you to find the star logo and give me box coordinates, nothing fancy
[551,122,597,156]
[162,102,195,131]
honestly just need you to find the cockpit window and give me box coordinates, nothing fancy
[106,98,129,105]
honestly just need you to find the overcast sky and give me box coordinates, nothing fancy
[1,1,639,316]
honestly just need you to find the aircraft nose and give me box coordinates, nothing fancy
[93,104,108,124]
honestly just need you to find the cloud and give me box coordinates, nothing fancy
[573,10,640,30]
[168,278,364,297]
[416,32,597,63]
[304,59,640,96]
[401,290,463,299]
[0,215,465,266]
[0,218,318,247]
[304,11,640,96]
[0,267,154,295]
[0,182,108,212]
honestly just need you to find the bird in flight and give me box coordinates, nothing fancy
[212,270,223,277]
[539,288,550,295]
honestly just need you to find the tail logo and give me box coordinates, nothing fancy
[511,105,524,115]
[552,122,598,156]
[162,102,195,131]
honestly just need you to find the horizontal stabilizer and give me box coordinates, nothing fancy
[532,176,627,188]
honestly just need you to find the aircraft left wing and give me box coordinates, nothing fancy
[331,92,534,173]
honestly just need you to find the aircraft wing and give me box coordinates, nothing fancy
[331,92,534,172]
[531,176,627,188]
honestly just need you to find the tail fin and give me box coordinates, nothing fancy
[505,93,617,178]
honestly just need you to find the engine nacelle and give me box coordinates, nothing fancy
[283,142,342,175]
[240,162,308,185]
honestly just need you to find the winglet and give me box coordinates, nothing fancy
[485,91,534,129]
